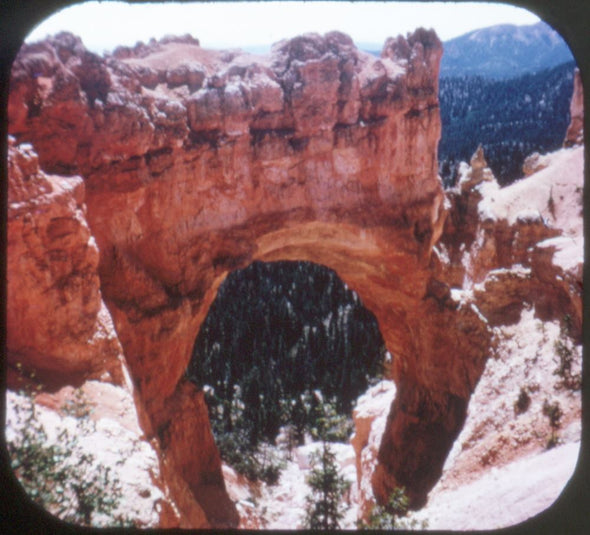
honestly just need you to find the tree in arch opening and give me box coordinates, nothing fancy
[303,442,351,529]
[185,260,386,483]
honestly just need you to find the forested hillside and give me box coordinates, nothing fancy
[186,261,385,480]
[438,60,575,187]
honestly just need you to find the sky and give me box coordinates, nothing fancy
[25,1,541,54]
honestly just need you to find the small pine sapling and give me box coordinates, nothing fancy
[303,442,350,529]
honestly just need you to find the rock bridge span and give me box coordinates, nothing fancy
[7,29,491,526]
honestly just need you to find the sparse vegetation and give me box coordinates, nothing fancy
[308,394,355,444]
[211,393,285,485]
[542,399,563,449]
[218,433,285,485]
[553,314,581,391]
[514,387,531,415]
[211,390,354,484]
[7,385,134,527]
[357,487,427,530]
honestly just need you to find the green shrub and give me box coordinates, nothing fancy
[309,396,355,443]
[514,387,531,415]
[7,389,134,527]
[553,315,581,391]
[542,398,563,449]
[215,429,284,485]
[357,487,427,530]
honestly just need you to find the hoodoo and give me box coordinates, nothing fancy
[6,28,582,526]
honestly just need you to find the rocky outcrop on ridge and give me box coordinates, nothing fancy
[7,29,460,524]
[6,28,583,528]
[6,137,123,385]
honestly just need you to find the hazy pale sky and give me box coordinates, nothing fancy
[26,1,541,54]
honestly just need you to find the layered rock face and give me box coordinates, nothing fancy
[439,144,583,338]
[351,380,397,519]
[5,138,180,527]
[6,137,123,385]
[7,27,581,526]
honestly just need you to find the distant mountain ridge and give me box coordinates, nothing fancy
[440,21,574,79]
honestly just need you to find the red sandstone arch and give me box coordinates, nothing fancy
[88,193,490,525]
[7,30,492,526]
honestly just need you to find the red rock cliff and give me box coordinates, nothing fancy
[7,30,495,522]
[6,137,122,385]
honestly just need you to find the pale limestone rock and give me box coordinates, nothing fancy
[564,68,584,147]
[522,151,550,176]
[351,380,396,520]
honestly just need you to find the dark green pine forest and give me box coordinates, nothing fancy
[186,261,386,482]
[438,60,576,187]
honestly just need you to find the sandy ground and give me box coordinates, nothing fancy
[410,438,580,530]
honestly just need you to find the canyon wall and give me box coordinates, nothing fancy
[406,131,584,529]
[5,137,183,527]
[6,29,581,525]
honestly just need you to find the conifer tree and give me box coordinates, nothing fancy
[303,442,350,529]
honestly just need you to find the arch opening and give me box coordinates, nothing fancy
[185,260,388,486]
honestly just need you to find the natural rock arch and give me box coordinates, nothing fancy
[114,208,489,526]
[7,29,492,526]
